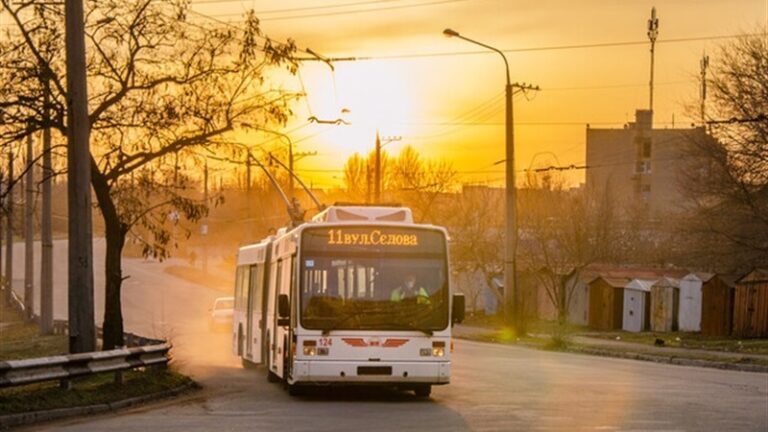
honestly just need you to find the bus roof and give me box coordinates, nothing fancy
[311,206,413,224]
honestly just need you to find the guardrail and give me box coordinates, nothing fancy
[1,299,171,389]
[0,343,171,389]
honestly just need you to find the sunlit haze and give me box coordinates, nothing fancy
[180,0,768,189]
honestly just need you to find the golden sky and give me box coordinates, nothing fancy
[190,0,767,189]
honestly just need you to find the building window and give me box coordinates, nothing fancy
[642,138,652,158]
[635,160,652,174]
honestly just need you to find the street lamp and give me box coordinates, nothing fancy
[443,28,534,328]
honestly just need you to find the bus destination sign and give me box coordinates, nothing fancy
[301,226,445,254]
[327,229,418,247]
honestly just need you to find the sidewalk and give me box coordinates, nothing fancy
[452,324,768,373]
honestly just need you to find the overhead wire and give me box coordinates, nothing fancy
[190,0,434,14]
[206,0,471,20]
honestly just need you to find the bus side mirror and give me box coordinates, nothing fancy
[452,294,465,324]
[278,294,290,319]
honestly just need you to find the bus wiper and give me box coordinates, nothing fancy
[321,314,358,335]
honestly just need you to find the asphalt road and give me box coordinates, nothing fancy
[9,240,768,431]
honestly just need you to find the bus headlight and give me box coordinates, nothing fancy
[303,340,317,356]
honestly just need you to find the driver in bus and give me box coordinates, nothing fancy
[390,274,430,305]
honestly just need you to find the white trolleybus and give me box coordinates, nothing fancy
[231,205,465,397]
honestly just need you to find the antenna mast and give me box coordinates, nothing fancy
[647,7,660,117]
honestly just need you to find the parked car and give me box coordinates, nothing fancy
[209,296,234,332]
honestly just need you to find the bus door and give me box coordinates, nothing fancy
[246,264,264,363]
[272,254,295,380]
[272,258,284,377]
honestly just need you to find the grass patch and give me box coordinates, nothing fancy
[542,334,570,351]
[1,296,196,417]
[0,299,68,361]
[589,331,768,355]
[164,265,232,294]
[0,369,193,415]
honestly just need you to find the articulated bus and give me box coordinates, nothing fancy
[231,205,465,397]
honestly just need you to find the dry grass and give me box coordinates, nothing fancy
[0,297,68,361]
[0,369,193,415]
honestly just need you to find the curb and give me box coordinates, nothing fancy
[454,334,768,373]
[0,381,197,430]
[563,345,768,373]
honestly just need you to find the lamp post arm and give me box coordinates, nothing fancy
[454,34,511,85]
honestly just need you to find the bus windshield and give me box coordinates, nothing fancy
[300,226,449,332]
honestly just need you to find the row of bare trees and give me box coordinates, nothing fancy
[0,0,301,349]
[341,145,457,222]
[678,35,768,272]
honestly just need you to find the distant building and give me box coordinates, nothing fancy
[586,109,713,218]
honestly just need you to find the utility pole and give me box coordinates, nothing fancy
[66,0,96,353]
[0,170,3,301]
[40,68,54,335]
[443,28,538,332]
[647,6,660,116]
[366,163,372,204]
[374,132,401,204]
[5,148,13,305]
[374,131,381,204]
[202,158,208,273]
[288,139,294,199]
[700,52,709,126]
[24,134,34,321]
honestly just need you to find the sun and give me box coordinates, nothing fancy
[300,59,417,156]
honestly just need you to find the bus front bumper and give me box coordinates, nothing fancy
[291,360,450,385]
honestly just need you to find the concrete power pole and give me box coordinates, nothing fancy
[647,7,659,116]
[5,149,13,304]
[700,53,709,126]
[65,0,96,353]
[374,132,400,204]
[374,131,381,204]
[202,158,208,273]
[24,135,34,321]
[40,72,54,335]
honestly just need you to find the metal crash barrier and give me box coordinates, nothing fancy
[0,343,171,389]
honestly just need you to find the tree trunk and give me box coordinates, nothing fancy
[90,160,126,349]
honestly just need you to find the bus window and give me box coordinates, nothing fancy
[299,227,449,332]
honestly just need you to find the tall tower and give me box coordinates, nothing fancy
[700,53,710,126]
[647,7,660,116]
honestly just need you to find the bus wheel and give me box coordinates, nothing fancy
[414,385,431,398]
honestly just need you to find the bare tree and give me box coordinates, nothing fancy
[0,0,300,348]
[679,34,768,271]
[518,171,618,326]
[340,146,457,223]
[389,146,457,223]
[446,185,506,310]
